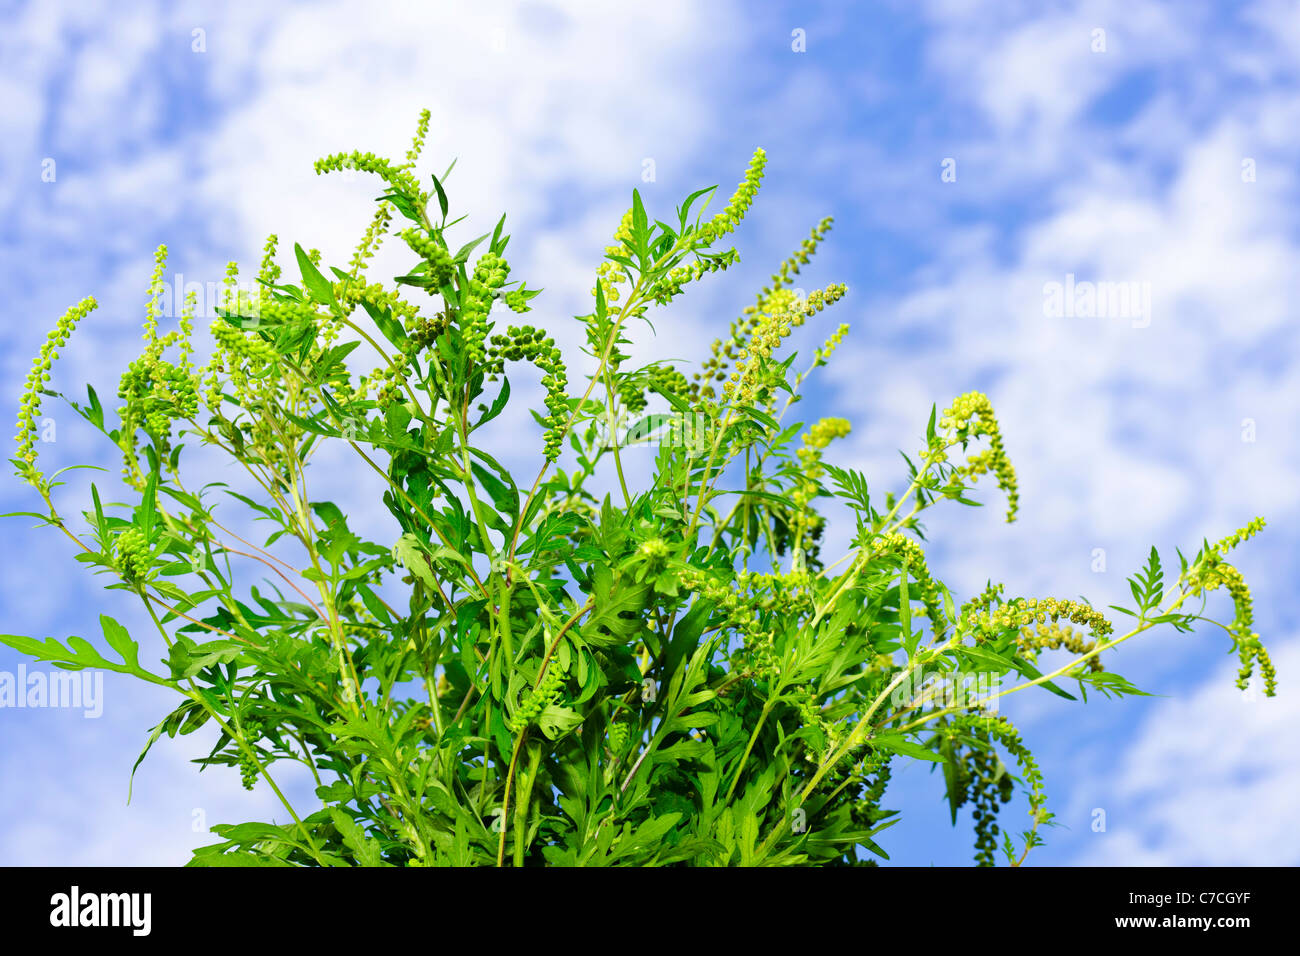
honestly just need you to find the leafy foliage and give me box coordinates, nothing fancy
[4,111,1276,867]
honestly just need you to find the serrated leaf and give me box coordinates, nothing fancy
[393,533,438,591]
[329,809,391,867]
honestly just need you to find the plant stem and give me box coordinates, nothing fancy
[141,596,327,866]
[724,700,773,802]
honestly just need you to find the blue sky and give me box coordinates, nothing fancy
[2,0,1297,866]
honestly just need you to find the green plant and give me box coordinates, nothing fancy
[5,111,1276,867]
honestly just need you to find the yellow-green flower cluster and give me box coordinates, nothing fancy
[794,687,838,761]
[485,324,569,459]
[340,280,421,329]
[721,283,848,406]
[407,310,451,353]
[691,218,837,404]
[1210,517,1266,557]
[116,246,201,487]
[617,364,692,415]
[939,391,1019,523]
[403,108,431,166]
[814,322,850,365]
[504,289,533,313]
[204,262,275,412]
[681,565,837,759]
[461,251,511,366]
[952,714,1044,807]
[593,208,635,306]
[845,756,893,838]
[694,336,737,404]
[950,721,1015,866]
[201,261,311,475]
[313,150,423,203]
[115,526,151,582]
[951,713,1045,864]
[208,313,275,364]
[967,596,1112,642]
[509,657,568,733]
[399,228,456,289]
[647,251,739,306]
[791,418,851,541]
[869,531,946,637]
[680,567,815,680]
[1186,550,1275,695]
[347,205,393,286]
[15,295,98,484]
[771,217,833,289]
[371,355,411,409]
[336,111,430,334]
[698,147,767,243]
[960,582,1006,622]
[797,417,851,475]
[637,537,670,561]
[681,568,773,670]
[258,234,282,291]
[237,716,265,790]
[256,298,327,327]
[1017,621,1104,673]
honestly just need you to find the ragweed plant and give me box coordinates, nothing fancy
[4,111,1276,867]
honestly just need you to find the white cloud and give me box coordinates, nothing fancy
[1072,640,1300,865]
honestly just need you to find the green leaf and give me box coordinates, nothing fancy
[430,171,450,220]
[584,565,650,645]
[537,703,583,741]
[470,458,519,524]
[99,614,140,671]
[90,483,108,540]
[294,243,337,310]
[167,637,244,680]
[1007,652,1077,702]
[899,558,916,658]
[329,809,392,867]
[473,377,511,431]
[593,270,608,322]
[393,533,438,591]
[358,296,406,352]
[128,719,169,804]
[679,184,717,226]
[280,408,341,439]
[453,232,490,264]
[631,188,649,258]
[187,850,295,868]
[742,405,780,433]
[872,734,942,762]
[0,623,170,686]
[84,384,104,430]
[139,469,157,541]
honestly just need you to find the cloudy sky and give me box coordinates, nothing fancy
[1,0,1296,866]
